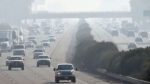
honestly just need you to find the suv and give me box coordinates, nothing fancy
[37,55,51,67]
[8,56,24,70]
[53,64,77,83]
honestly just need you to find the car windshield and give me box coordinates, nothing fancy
[35,52,43,55]
[57,65,73,70]
[13,45,24,49]
[14,50,24,53]
[38,56,49,59]
[10,57,22,60]
[34,50,43,52]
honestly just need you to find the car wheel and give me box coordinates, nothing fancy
[71,78,76,83]
[22,66,24,70]
[8,66,11,70]
[55,77,59,83]
[37,64,39,67]
[48,64,50,67]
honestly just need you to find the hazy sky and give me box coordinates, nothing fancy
[32,0,131,12]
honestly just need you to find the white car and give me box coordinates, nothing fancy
[37,55,51,67]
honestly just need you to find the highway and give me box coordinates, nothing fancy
[0,21,122,84]
[87,19,150,51]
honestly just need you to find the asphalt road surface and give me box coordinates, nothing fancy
[0,22,122,84]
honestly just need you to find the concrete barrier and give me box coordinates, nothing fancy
[97,68,150,84]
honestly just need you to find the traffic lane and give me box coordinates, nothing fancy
[49,23,114,84]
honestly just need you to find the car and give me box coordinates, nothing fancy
[33,49,45,53]
[28,36,36,40]
[128,43,137,49]
[37,55,51,67]
[25,41,34,48]
[48,35,56,42]
[13,49,25,56]
[135,37,143,43]
[0,41,12,52]
[29,39,37,45]
[35,45,45,50]
[41,41,50,47]
[6,56,11,66]
[13,44,25,50]
[127,31,135,37]
[33,52,44,59]
[139,32,148,38]
[53,63,77,83]
[8,56,24,70]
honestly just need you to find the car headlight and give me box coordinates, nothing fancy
[57,72,61,75]
[72,72,75,75]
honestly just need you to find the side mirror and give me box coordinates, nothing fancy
[53,68,56,71]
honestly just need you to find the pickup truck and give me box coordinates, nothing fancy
[53,63,77,83]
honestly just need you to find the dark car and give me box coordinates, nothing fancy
[54,64,77,83]
[37,55,51,67]
[8,56,24,70]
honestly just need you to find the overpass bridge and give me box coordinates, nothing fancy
[29,12,133,19]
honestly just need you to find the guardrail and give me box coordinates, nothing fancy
[97,68,150,84]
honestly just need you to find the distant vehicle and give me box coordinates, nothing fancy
[0,41,12,52]
[13,49,25,56]
[53,63,77,83]
[6,56,11,66]
[33,52,44,59]
[139,32,148,38]
[135,37,143,43]
[35,45,44,49]
[29,39,37,45]
[55,30,64,34]
[8,56,24,70]
[25,41,34,48]
[111,30,119,36]
[33,49,45,53]
[48,35,56,42]
[128,43,137,49]
[13,44,25,50]
[28,36,37,45]
[41,40,50,47]
[37,55,51,67]
[28,36,36,40]
[127,31,135,37]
